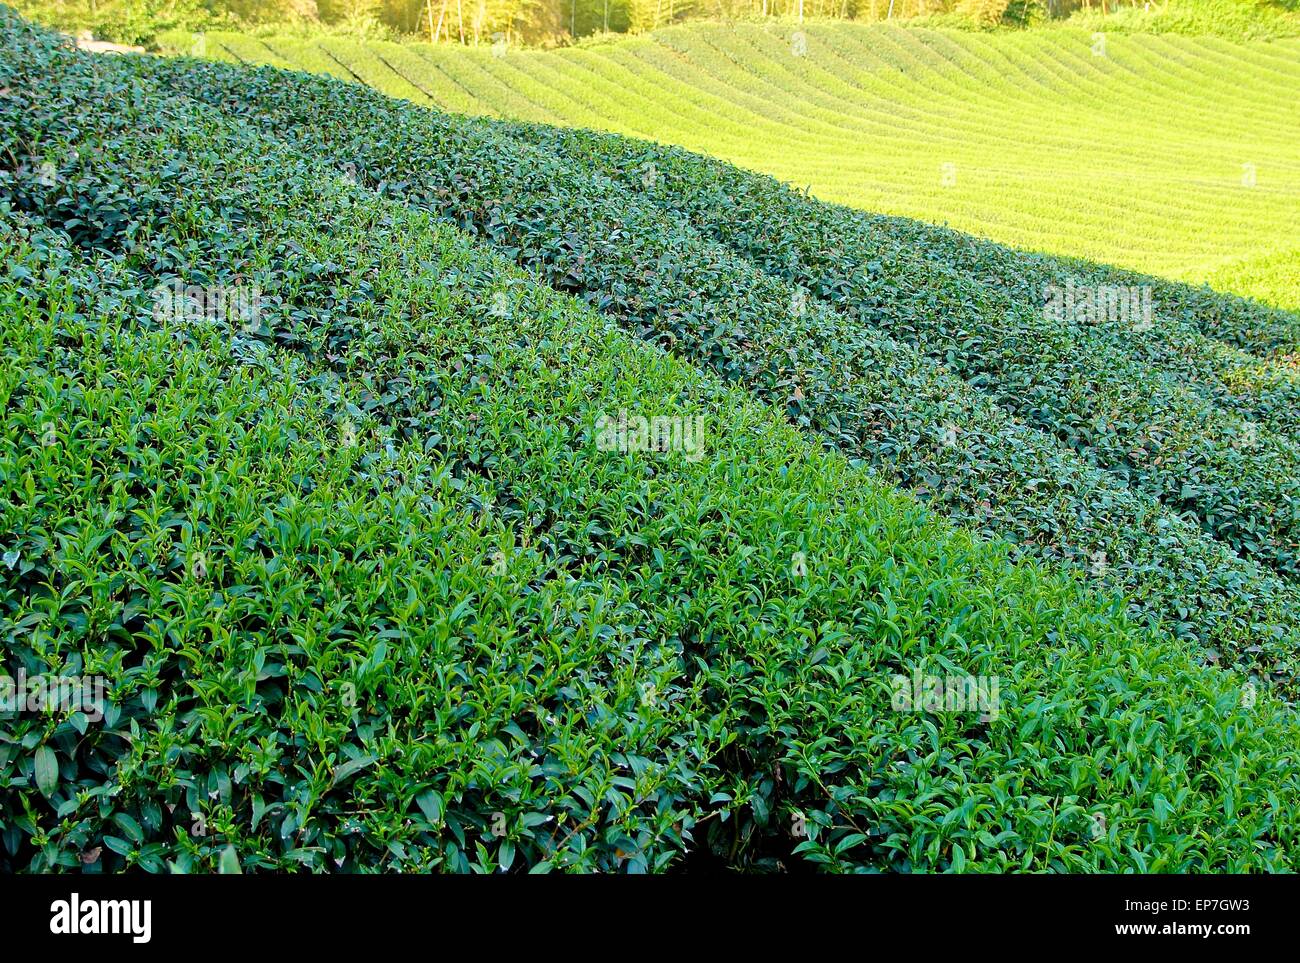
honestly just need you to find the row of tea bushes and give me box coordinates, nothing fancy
[138,48,1300,683]
[501,121,1300,579]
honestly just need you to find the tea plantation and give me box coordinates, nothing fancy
[183,19,1300,312]
[1,8,1298,872]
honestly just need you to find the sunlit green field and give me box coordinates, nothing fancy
[189,21,1300,311]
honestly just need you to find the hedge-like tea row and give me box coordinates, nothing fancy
[496,122,1300,581]
[3,13,1300,873]
[504,121,1300,431]
[134,47,1300,682]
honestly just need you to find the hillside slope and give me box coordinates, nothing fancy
[4,8,1300,873]
[191,21,1300,310]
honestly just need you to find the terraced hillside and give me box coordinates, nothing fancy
[190,21,1300,311]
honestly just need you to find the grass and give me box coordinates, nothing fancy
[3,7,1300,873]
[182,20,1300,313]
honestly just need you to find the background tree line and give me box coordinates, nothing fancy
[17,0,1298,47]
